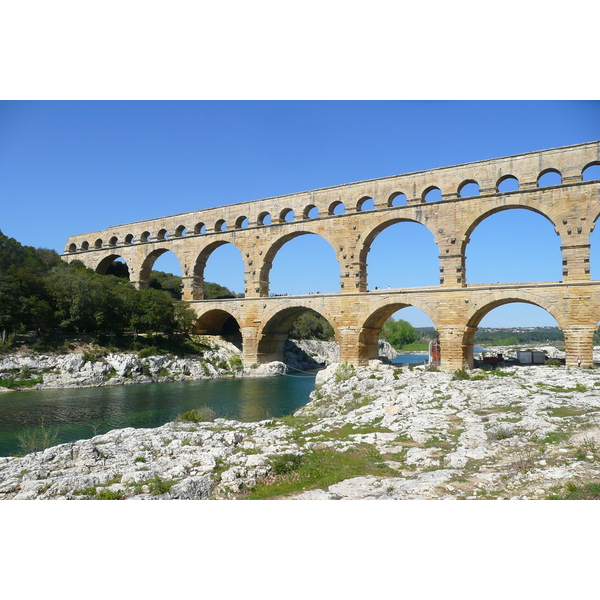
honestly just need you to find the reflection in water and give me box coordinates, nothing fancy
[0,373,317,457]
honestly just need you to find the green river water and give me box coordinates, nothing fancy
[0,373,317,457]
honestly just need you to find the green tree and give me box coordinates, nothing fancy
[148,270,183,300]
[288,311,335,341]
[381,318,418,350]
[128,288,179,335]
[204,281,238,299]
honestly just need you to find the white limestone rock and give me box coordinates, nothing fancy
[169,476,214,500]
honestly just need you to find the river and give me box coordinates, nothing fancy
[0,349,488,457]
[0,372,317,457]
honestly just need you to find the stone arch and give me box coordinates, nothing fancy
[388,191,407,206]
[124,234,134,245]
[175,225,187,237]
[95,253,130,277]
[194,222,206,235]
[192,240,245,300]
[585,211,600,279]
[358,300,437,363]
[463,204,561,284]
[234,216,249,229]
[280,208,295,223]
[259,230,339,297]
[215,219,227,232]
[461,294,564,368]
[467,293,563,330]
[256,304,338,363]
[81,241,90,251]
[537,168,562,187]
[140,231,151,242]
[303,204,319,219]
[359,217,438,289]
[157,229,168,240]
[465,203,558,238]
[258,211,272,225]
[423,186,442,202]
[357,196,375,211]
[462,202,558,252]
[108,236,118,247]
[94,238,103,249]
[193,309,242,349]
[582,161,600,180]
[458,179,480,197]
[328,200,345,215]
[139,247,185,288]
[497,174,520,192]
[68,243,77,253]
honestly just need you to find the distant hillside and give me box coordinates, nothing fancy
[415,326,573,346]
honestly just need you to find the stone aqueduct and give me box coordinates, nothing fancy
[62,141,600,371]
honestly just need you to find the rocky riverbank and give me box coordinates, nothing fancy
[0,339,247,392]
[0,338,396,392]
[1,355,599,500]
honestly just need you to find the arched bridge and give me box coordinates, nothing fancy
[62,141,600,370]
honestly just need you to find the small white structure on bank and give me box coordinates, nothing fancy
[516,350,546,364]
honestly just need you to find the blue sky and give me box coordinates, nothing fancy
[1,100,599,327]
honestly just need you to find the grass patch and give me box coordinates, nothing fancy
[95,489,124,500]
[548,482,600,500]
[488,370,514,378]
[0,375,43,389]
[474,403,524,416]
[147,476,178,496]
[546,407,591,418]
[397,342,429,352]
[539,431,570,444]
[536,382,587,393]
[228,355,243,371]
[343,393,375,413]
[244,444,397,499]
[423,435,454,450]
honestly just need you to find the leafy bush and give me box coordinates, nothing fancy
[452,369,470,381]
[138,346,167,359]
[16,418,59,455]
[176,406,216,423]
[147,476,177,496]
[334,363,355,383]
[271,453,303,475]
[492,425,514,440]
[228,355,243,371]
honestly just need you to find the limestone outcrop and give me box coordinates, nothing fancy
[0,339,244,391]
[1,358,599,500]
[284,339,397,371]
